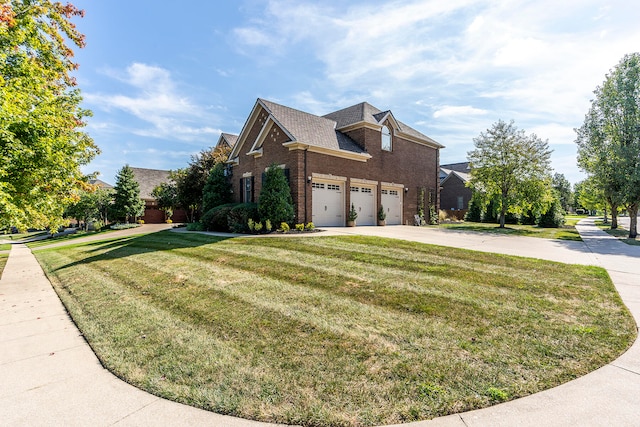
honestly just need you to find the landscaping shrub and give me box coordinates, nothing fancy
[228,203,259,233]
[295,223,305,231]
[305,222,315,231]
[258,164,294,225]
[465,197,482,222]
[538,198,565,228]
[186,222,204,231]
[279,222,290,232]
[201,203,236,232]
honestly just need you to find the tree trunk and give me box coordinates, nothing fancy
[611,204,618,229]
[629,203,638,239]
[499,207,506,228]
[603,206,608,225]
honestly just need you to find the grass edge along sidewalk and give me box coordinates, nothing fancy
[34,231,635,427]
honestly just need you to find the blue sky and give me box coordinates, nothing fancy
[72,0,640,185]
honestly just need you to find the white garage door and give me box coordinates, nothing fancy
[312,181,344,226]
[381,188,402,225]
[350,185,376,226]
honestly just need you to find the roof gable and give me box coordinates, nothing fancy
[228,99,368,163]
[323,102,443,148]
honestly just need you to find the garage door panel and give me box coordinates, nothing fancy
[381,188,402,225]
[312,182,344,226]
[350,185,376,226]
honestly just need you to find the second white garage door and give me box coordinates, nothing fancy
[381,188,402,225]
[312,181,344,226]
[350,185,376,226]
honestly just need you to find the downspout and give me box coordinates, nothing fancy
[304,147,308,223]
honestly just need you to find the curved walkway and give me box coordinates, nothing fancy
[1,219,639,426]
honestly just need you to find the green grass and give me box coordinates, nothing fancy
[438,221,581,241]
[0,243,11,251]
[34,232,635,426]
[25,229,115,249]
[0,230,47,241]
[0,253,7,277]
[595,220,640,246]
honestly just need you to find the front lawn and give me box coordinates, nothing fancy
[34,232,635,426]
[595,220,640,246]
[0,253,7,277]
[438,221,581,241]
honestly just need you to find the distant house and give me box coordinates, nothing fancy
[440,162,472,214]
[226,98,443,226]
[217,132,238,150]
[89,178,113,190]
[130,167,187,223]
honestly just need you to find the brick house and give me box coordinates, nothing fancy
[130,167,187,223]
[226,99,443,226]
[439,162,472,215]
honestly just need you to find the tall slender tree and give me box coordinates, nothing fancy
[112,165,144,223]
[577,53,640,237]
[0,1,99,232]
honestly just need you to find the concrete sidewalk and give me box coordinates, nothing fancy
[1,218,639,426]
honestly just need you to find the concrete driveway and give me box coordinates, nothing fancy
[1,219,639,426]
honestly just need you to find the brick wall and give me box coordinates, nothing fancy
[232,107,440,225]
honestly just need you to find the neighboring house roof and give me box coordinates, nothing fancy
[218,132,238,148]
[89,179,113,189]
[130,167,172,200]
[440,162,470,173]
[440,167,470,185]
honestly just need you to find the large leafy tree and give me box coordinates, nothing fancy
[112,165,144,223]
[64,186,113,230]
[577,53,640,237]
[0,1,99,232]
[174,144,230,222]
[151,181,177,221]
[552,173,573,213]
[467,120,553,228]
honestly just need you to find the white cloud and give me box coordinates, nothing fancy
[433,105,488,119]
[85,63,220,143]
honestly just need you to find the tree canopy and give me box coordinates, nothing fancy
[577,53,640,237]
[202,162,232,214]
[174,144,230,222]
[0,1,98,232]
[467,120,553,228]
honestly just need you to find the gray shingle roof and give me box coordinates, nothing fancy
[323,102,440,146]
[260,99,366,154]
[441,162,470,173]
[130,167,172,200]
[89,179,113,189]
[220,133,238,147]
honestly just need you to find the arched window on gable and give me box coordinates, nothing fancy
[381,125,392,151]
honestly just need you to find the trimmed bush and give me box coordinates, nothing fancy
[228,203,259,233]
[258,164,295,225]
[186,222,204,231]
[201,203,236,232]
[465,198,482,222]
[538,198,565,228]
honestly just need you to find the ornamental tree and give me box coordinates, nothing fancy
[467,120,553,228]
[0,1,99,232]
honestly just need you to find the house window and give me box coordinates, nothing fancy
[381,125,392,151]
[457,196,464,210]
[242,177,253,202]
